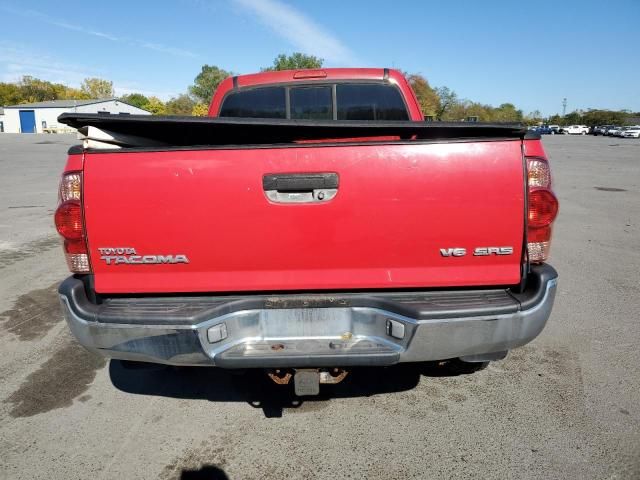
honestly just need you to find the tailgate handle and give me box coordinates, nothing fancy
[263,173,338,203]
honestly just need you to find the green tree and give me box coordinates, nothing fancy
[80,77,114,98]
[57,86,90,100]
[441,99,488,121]
[563,111,582,125]
[492,103,523,122]
[144,96,166,115]
[581,109,628,126]
[441,99,468,121]
[192,103,209,116]
[0,82,23,105]
[17,76,59,102]
[165,94,195,115]
[434,86,458,120]
[463,102,493,121]
[524,110,543,126]
[262,52,323,71]
[120,93,150,109]
[405,73,440,118]
[189,65,233,104]
[547,114,563,125]
[1,77,93,105]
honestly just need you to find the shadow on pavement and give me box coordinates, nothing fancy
[109,359,482,418]
[180,464,229,479]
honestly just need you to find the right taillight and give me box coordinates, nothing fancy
[54,172,91,273]
[526,157,559,263]
[54,201,83,239]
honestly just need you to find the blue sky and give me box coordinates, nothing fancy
[1,0,638,116]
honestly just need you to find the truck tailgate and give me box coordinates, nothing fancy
[83,140,524,293]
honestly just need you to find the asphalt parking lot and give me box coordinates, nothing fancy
[0,133,638,479]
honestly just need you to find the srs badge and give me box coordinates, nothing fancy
[98,247,189,265]
[440,246,513,257]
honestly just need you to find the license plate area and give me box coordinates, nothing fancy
[258,308,353,338]
[197,307,415,364]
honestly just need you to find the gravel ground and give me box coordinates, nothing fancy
[0,133,638,480]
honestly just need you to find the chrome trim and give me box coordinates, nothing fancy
[60,278,557,367]
[265,188,337,203]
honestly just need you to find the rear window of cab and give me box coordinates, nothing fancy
[219,83,409,121]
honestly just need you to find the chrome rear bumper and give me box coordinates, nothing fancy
[59,265,557,367]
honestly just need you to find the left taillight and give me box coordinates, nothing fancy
[54,172,91,273]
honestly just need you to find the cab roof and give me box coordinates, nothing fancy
[233,68,398,88]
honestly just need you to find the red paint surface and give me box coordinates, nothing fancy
[64,153,83,172]
[523,138,547,158]
[83,140,525,294]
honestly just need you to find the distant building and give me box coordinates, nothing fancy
[1,98,150,134]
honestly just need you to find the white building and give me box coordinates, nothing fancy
[1,98,150,134]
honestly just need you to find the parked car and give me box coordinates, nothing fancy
[54,68,559,396]
[593,125,614,136]
[611,126,639,137]
[548,125,560,134]
[620,126,640,138]
[561,125,589,135]
[536,125,554,134]
[605,126,622,136]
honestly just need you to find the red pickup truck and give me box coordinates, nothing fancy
[56,68,558,395]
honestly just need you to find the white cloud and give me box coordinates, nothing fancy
[0,5,198,58]
[137,42,198,59]
[48,19,121,42]
[0,43,93,85]
[0,43,174,99]
[232,0,357,65]
[114,84,180,101]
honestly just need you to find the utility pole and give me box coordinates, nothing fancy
[562,98,567,116]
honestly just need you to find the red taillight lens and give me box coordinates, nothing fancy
[64,239,87,254]
[528,189,559,228]
[55,172,91,273]
[63,239,91,272]
[528,225,552,243]
[54,200,83,240]
[526,157,558,263]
